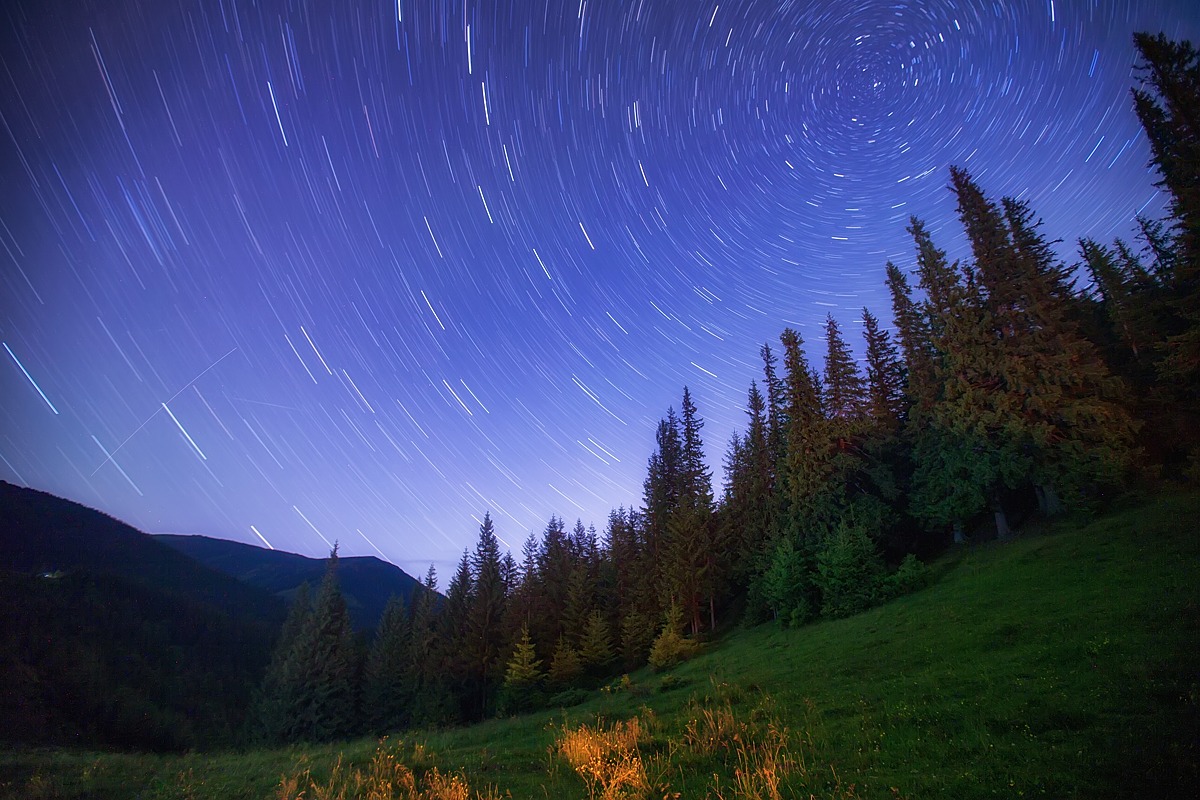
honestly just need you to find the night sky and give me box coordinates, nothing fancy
[2,0,1197,578]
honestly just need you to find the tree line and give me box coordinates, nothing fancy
[253,31,1200,745]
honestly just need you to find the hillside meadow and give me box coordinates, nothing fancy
[3,490,1197,799]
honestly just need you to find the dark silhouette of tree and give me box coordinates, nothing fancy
[254,581,312,743]
[363,594,412,734]
[862,307,907,429]
[822,314,868,421]
[465,513,507,719]
[262,547,359,743]
[1132,32,1200,385]
[907,214,1015,539]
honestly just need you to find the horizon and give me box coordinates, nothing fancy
[2,0,1199,578]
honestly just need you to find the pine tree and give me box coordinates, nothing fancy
[885,261,936,417]
[284,546,360,742]
[861,307,907,428]
[409,565,454,726]
[578,610,615,676]
[816,520,885,619]
[465,513,507,719]
[1132,33,1200,387]
[547,636,584,688]
[254,581,312,743]
[363,595,412,734]
[761,342,788,478]
[907,213,1019,539]
[504,624,545,687]
[822,314,868,421]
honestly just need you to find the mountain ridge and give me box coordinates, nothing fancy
[154,532,423,631]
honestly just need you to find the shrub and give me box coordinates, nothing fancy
[886,553,930,598]
[496,683,545,716]
[547,688,590,708]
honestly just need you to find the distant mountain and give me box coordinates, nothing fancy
[0,480,283,751]
[0,481,284,622]
[155,533,423,631]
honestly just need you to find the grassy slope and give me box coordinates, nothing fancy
[3,491,1197,799]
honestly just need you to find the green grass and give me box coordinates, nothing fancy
[3,491,1197,799]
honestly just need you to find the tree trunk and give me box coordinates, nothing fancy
[709,596,716,633]
[952,520,966,544]
[1036,483,1064,515]
[992,493,1011,540]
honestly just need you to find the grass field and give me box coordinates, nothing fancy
[3,490,1197,799]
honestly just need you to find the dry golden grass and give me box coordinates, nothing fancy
[555,716,651,800]
[274,739,503,800]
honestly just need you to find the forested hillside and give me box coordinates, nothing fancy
[248,32,1200,746]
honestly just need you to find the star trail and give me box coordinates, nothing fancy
[2,0,1197,577]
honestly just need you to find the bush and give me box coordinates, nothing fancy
[496,683,545,716]
[886,553,930,598]
[547,688,590,708]
[657,674,684,693]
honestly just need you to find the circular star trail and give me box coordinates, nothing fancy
[1,0,1197,576]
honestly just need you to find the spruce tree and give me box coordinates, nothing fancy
[409,565,453,726]
[285,546,360,742]
[816,519,885,619]
[760,342,788,478]
[662,387,719,634]
[547,636,583,688]
[441,550,473,720]
[885,261,936,417]
[1000,197,1136,507]
[503,624,544,687]
[1131,32,1200,387]
[254,581,312,743]
[822,314,868,421]
[465,513,507,719]
[530,515,571,660]
[861,307,907,428]
[363,595,412,734]
[578,610,615,676]
[907,214,1020,539]
[499,624,545,714]
[777,327,829,539]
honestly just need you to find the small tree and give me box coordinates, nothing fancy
[499,624,545,715]
[816,521,885,619]
[759,536,817,627]
[648,602,697,671]
[363,595,412,734]
[548,636,584,688]
[619,608,656,670]
[578,611,615,677]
